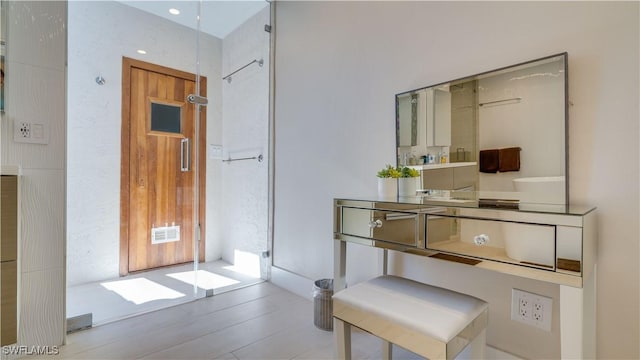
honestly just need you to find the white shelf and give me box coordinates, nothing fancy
[409,162,476,170]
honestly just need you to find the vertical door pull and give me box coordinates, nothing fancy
[181,138,191,172]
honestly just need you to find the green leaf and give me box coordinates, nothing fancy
[398,166,420,178]
[377,164,401,178]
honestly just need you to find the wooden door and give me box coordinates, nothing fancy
[121,58,206,274]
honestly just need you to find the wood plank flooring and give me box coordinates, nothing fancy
[67,260,263,326]
[46,282,421,359]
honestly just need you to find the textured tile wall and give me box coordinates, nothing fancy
[0,0,67,348]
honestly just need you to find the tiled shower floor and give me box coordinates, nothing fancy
[67,260,263,326]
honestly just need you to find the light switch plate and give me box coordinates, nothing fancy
[209,144,223,159]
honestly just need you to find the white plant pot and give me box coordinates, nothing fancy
[398,177,418,197]
[377,178,397,198]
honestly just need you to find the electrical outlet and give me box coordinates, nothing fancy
[14,121,49,144]
[532,301,544,321]
[519,296,531,319]
[18,122,31,138]
[512,289,552,331]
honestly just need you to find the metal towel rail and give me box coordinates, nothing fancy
[222,58,264,83]
[222,154,263,163]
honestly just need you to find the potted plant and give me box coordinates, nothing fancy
[376,164,400,198]
[398,166,420,197]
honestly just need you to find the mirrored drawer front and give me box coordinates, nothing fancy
[341,207,423,247]
[426,215,556,270]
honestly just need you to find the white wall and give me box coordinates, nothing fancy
[66,1,223,285]
[1,0,66,347]
[220,6,270,277]
[273,2,639,359]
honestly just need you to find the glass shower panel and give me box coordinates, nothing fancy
[64,0,204,327]
[65,0,270,329]
[216,0,271,284]
[190,0,205,298]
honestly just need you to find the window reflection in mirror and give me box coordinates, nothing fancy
[396,53,567,205]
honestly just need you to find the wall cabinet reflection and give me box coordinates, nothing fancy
[397,87,452,150]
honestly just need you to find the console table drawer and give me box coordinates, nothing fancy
[340,207,423,247]
[427,215,556,270]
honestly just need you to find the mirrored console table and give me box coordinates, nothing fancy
[333,194,596,359]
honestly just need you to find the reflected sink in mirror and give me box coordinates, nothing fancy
[455,217,556,268]
[502,222,555,268]
[513,176,565,205]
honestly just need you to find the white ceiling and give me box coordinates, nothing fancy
[118,1,269,39]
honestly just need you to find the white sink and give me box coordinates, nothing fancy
[503,222,555,267]
[513,176,565,204]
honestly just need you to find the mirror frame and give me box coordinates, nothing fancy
[395,53,569,205]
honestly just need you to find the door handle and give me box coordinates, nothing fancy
[181,138,190,172]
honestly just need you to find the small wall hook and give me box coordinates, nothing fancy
[95,76,106,85]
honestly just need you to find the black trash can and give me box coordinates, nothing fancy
[313,278,333,331]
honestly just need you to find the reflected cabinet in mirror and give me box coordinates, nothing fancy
[396,53,568,205]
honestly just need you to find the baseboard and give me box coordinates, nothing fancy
[270,266,315,300]
[66,313,92,333]
[486,346,523,359]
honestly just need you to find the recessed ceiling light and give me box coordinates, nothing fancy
[169,8,180,15]
[137,49,147,55]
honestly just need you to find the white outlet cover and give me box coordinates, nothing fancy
[209,144,223,159]
[511,288,552,332]
[14,121,49,144]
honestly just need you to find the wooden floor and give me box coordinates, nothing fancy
[67,260,263,326]
[46,281,421,360]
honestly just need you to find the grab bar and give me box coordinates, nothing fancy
[222,154,263,163]
[222,58,264,83]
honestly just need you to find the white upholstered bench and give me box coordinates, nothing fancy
[332,275,489,360]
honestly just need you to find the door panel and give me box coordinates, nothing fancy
[122,58,205,274]
[130,68,194,271]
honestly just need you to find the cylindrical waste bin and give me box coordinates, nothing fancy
[313,278,333,331]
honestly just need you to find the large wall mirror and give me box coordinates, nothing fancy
[396,53,568,205]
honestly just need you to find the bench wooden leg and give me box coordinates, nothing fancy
[334,317,352,360]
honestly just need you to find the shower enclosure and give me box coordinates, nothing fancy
[65,0,271,327]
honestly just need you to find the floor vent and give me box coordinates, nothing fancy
[151,225,180,244]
